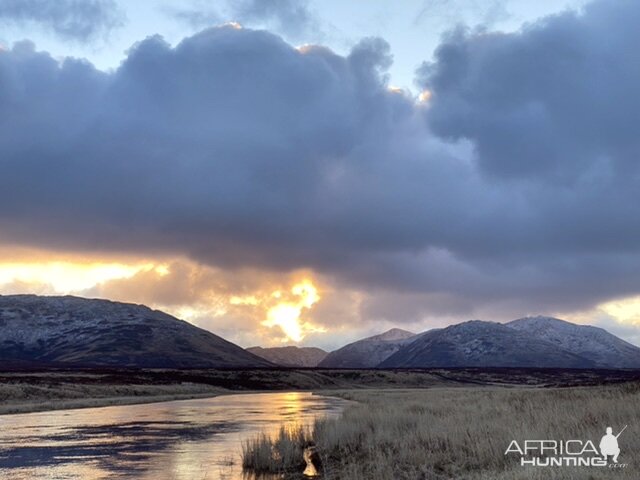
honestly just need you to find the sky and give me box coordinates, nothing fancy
[1,0,640,350]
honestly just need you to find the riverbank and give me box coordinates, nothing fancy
[244,383,640,480]
[0,391,349,480]
[2,367,640,415]
[0,381,226,415]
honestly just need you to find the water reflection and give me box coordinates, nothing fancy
[0,392,348,480]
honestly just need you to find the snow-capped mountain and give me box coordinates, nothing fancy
[507,316,640,368]
[378,320,597,368]
[318,328,417,368]
[247,346,328,367]
[0,295,272,368]
[4,295,637,371]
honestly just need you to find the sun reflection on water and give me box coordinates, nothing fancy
[0,392,348,480]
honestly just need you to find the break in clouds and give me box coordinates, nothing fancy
[1,0,640,328]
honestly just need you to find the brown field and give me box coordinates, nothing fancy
[243,384,640,479]
[2,367,640,478]
[2,367,640,415]
[0,381,226,415]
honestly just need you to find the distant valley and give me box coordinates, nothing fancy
[247,346,328,367]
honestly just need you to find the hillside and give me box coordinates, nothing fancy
[319,328,416,368]
[507,316,640,368]
[0,295,272,368]
[379,320,595,368]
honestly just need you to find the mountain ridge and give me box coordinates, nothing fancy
[378,320,597,368]
[0,294,272,368]
[318,328,417,368]
[507,315,640,368]
[2,295,638,370]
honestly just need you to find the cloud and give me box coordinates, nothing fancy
[420,0,640,180]
[0,29,425,272]
[233,0,316,38]
[170,0,319,40]
[561,296,640,347]
[2,0,640,331]
[83,259,362,347]
[170,2,221,29]
[415,0,510,29]
[0,0,124,42]
[593,315,640,347]
[0,278,54,295]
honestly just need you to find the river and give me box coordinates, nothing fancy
[0,392,349,480]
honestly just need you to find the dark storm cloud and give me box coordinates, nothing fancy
[420,0,640,180]
[2,0,640,319]
[0,29,438,263]
[0,0,124,41]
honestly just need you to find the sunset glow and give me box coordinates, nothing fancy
[0,261,151,293]
[418,89,432,102]
[599,296,640,324]
[0,254,331,346]
[262,280,324,342]
[1,0,640,353]
[2,2,640,476]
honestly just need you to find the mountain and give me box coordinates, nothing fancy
[0,295,272,368]
[318,328,417,368]
[379,320,596,368]
[246,346,328,367]
[507,316,640,368]
[366,328,419,342]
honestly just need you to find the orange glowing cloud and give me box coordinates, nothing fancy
[262,279,324,342]
[0,248,338,347]
[0,260,161,294]
[418,89,432,102]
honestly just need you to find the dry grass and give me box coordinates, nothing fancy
[242,425,312,474]
[0,381,224,414]
[243,384,640,479]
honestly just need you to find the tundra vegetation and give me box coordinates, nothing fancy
[242,384,640,479]
[3,367,640,414]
